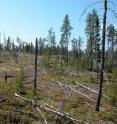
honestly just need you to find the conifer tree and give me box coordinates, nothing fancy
[85,9,100,71]
[60,14,73,67]
[47,27,56,58]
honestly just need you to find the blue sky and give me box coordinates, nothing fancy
[0,0,117,46]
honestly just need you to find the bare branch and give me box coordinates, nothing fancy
[51,79,96,102]
[36,107,48,124]
[108,8,117,18]
[15,93,87,124]
[79,0,115,21]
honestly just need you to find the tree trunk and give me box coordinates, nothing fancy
[34,38,38,95]
[97,62,99,78]
[90,38,93,71]
[5,72,7,83]
[77,52,79,76]
[60,48,63,65]
[90,58,93,71]
[73,50,75,69]
[67,43,69,67]
[96,0,107,111]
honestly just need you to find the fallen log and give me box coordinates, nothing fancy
[51,79,96,103]
[15,93,88,124]
[36,107,48,124]
[76,81,111,101]
[63,78,111,101]
[75,81,98,93]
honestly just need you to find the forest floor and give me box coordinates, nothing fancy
[0,53,117,124]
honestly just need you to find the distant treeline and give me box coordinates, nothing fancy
[0,9,117,73]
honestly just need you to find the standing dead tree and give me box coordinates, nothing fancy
[79,0,117,111]
[96,0,107,111]
[33,38,38,95]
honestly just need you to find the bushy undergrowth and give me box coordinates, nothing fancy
[112,68,117,79]
[15,63,25,94]
[109,82,117,107]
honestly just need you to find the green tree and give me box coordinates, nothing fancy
[60,14,73,67]
[6,37,11,51]
[85,9,101,71]
[47,27,56,58]
[71,38,78,68]
[16,63,25,94]
[76,36,82,74]
[95,16,101,77]
[16,36,24,53]
[30,42,34,54]
[38,38,45,55]
[106,24,116,72]
[107,24,115,51]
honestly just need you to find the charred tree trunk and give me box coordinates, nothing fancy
[5,72,7,83]
[33,38,38,95]
[96,0,107,111]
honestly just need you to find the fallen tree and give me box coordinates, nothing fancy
[51,79,96,102]
[15,93,88,124]
[75,81,111,100]
[63,77,111,100]
[36,107,48,124]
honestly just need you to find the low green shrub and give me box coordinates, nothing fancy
[90,75,97,83]
[15,63,25,94]
[109,82,117,107]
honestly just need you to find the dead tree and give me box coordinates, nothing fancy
[96,0,107,111]
[33,38,38,95]
[5,72,7,83]
[15,93,87,124]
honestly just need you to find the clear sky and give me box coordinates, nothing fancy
[0,0,117,45]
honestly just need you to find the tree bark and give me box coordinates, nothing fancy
[34,38,38,95]
[96,0,107,111]
[15,93,84,123]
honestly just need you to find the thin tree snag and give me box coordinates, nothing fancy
[15,93,88,124]
[36,107,48,124]
[51,79,96,102]
[34,38,38,95]
[96,0,107,111]
[5,72,7,83]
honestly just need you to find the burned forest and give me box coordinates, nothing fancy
[0,0,117,124]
